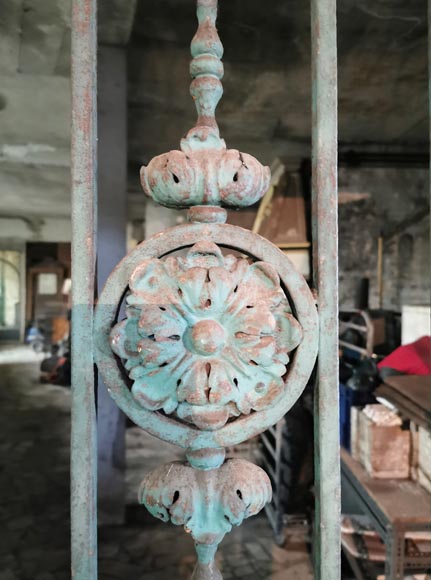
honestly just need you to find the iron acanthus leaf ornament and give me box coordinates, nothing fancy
[140,148,271,209]
[110,242,303,431]
[140,458,272,580]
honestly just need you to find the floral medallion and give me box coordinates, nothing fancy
[110,241,303,431]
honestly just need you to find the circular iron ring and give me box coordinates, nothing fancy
[94,222,318,450]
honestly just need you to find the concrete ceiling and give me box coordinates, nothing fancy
[0,0,136,222]
[130,0,428,168]
[0,0,428,224]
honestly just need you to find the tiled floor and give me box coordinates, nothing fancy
[0,345,313,579]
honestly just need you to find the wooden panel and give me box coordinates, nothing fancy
[258,172,308,246]
[375,384,430,430]
[383,375,431,412]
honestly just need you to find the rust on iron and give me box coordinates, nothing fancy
[70,0,98,579]
[89,0,332,578]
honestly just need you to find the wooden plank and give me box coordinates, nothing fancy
[375,384,430,430]
[341,448,431,526]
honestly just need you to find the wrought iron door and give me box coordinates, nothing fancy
[70,0,340,578]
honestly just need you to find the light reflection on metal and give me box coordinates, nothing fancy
[93,0,326,578]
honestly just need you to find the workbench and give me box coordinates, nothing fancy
[341,447,431,579]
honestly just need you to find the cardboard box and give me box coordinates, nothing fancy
[378,575,431,580]
[283,249,310,279]
[356,405,410,479]
[418,426,431,481]
[350,406,361,462]
[418,467,431,495]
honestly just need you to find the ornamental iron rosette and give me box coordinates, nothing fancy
[94,1,318,578]
[110,242,303,431]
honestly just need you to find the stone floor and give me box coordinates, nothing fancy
[0,345,313,580]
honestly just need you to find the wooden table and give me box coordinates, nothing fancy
[341,447,431,579]
[376,374,431,429]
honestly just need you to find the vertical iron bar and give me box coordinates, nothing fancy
[70,0,98,578]
[429,0,431,277]
[311,0,340,578]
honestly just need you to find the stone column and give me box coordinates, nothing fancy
[97,45,127,525]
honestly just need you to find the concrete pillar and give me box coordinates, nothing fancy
[97,45,127,525]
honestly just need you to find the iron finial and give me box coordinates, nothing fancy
[140,0,270,211]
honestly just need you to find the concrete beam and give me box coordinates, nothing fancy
[0,74,70,149]
[0,163,70,217]
[98,0,137,45]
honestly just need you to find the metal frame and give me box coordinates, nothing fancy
[261,309,372,547]
[259,422,284,544]
[70,0,340,578]
[341,451,431,579]
[339,310,375,358]
[259,420,312,547]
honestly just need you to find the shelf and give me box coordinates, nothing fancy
[341,447,431,528]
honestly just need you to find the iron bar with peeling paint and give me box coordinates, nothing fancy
[429,0,431,268]
[311,0,341,577]
[70,0,98,578]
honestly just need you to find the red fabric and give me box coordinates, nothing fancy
[378,336,431,376]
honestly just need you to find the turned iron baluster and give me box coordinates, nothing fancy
[71,0,340,577]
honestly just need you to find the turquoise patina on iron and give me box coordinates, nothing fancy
[94,223,318,450]
[110,241,303,431]
[140,458,271,580]
[139,0,270,209]
[93,0,319,577]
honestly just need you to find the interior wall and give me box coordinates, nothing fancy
[0,216,71,342]
[338,166,430,312]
